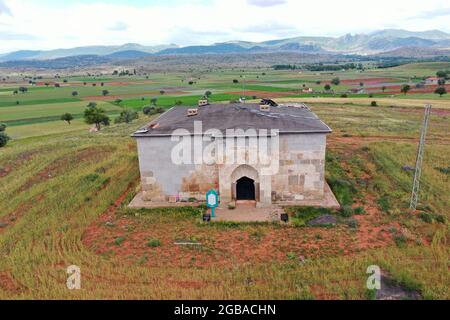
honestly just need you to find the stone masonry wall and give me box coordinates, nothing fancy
[272,134,326,202]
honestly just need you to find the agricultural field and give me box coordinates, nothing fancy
[0,62,449,299]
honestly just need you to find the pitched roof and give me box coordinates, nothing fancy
[133,103,332,137]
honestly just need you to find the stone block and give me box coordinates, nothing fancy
[288,175,298,185]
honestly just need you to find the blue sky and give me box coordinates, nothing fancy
[1,0,450,53]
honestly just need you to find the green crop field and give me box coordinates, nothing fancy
[0,62,449,299]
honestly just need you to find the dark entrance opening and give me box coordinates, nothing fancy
[236,176,256,200]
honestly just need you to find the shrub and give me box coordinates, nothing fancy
[394,234,407,247]
[434,214,446,224]
[370,101,377,107]
[346,218,359,228]
[286,252,297,260]
[340,205,354,217]
[353,206,366,215]
[228,204,236,210]
[419,212,433,223]
[82,173,100,183]
[377,195,390,212]
[114,236,126,246]
[147,239,161,247]
[340,94,348,98]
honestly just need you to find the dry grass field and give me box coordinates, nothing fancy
[0,63,449,299]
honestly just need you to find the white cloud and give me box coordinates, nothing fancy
[0,0,12,16]
[247,0,287,7]
[0,0,449,53]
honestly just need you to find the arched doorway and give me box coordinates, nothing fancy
[230,164,260,202]
[236,176,256,200]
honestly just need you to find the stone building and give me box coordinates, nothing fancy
[132,102,336,208]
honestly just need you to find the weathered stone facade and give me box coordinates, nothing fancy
[135,133,327,206]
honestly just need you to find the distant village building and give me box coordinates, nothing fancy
[349,88,366,94]
[425,77,440,85]
[302,88,313,93]
[132,101,337,208]
[198,98,209,107]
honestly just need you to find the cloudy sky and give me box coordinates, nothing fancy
[0,0,450,53]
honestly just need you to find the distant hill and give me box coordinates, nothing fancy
[155,29,450,56]
[0,50,43,61]
[105,50,152,59]
[0,43,178,62]
[1,29,450,69]
[0,55,112,69]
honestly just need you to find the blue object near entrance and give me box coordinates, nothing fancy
[206,189,219,218]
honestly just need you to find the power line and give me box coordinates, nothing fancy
[409,104,432,210]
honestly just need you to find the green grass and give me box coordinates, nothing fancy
[0,97,81,108]
[286,207,336,227]
[0,101,121,122]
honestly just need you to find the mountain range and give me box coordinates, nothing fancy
[1,29,450,65]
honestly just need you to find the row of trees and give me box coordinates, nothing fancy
[400,84,447,97]
[60,99,169,131]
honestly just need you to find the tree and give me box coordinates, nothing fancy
[331,77,340,85]
[381,86,387,92]
[400,84,411,95]
[61,113,74,124]
[160,90,165,95]
[150,97,157,106]
[114,109,139,124]
[359,82,364,87]
[205,90,212,97]
[102,90,109,96]
[436,70,449,79]
[434,86,447,97]
[18,86,28,93]
[54,83,60,88]
[72,91,78,97]
[0,123,10,148]
[84,103,110,130]
[315,80,321,85]
[233,79,239,84]
[324,84,331,91]
[437,78,446,86]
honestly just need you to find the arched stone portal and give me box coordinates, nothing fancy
[230,165,260,202]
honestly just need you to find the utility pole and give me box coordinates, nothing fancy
[242,75,246,103]
[409,104,432,210]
